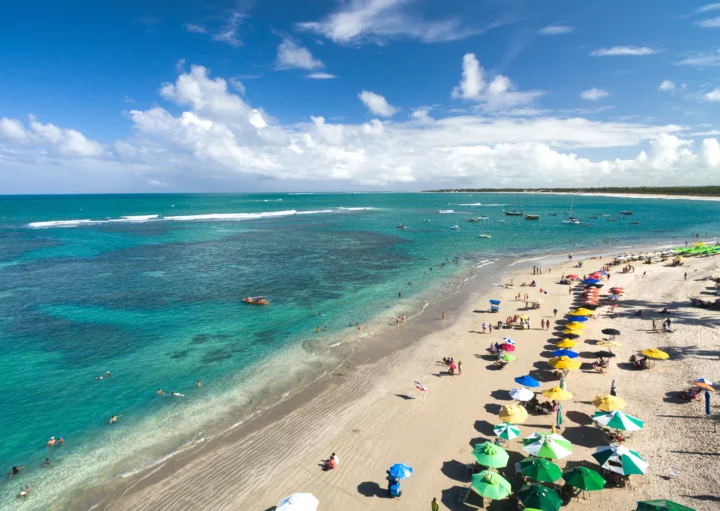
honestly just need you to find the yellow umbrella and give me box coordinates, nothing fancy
[518,314,529,320]
[562,329,582,336]
[565,322,586,330]
[499,404,529,424]
[641,348,669,360]
[556,339,577,348]
[549,356,582,370]
[598,340,621,347]
[569,308,594,316]
[694,242,705,246]
[541,387,573,401]
[592,395,626,411]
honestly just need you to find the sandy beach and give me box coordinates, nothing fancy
[64,249,720,511]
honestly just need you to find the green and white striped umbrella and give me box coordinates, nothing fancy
[592,445,648,475]
[493,422,521,440]
[593,410,644,432]
[522,433,573,459]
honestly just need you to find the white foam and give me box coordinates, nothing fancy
[113,215,159,222]
[337,207,379,211]
[28,219,100,228]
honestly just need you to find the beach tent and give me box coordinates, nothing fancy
[277,493,319,511]
[490,299,501,312]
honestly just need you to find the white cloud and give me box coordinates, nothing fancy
[581,88,610,100]
[276,39,324,70]
[185,23,207,34]
[451,53,544,112]
[677,50,720,67]
[296,0,484,44]
[590,46,658,56]
[697,3,720,13]
[705,88,720,101]
[538,25,573,35]
[6,65,720,192]
[691,129,720,136]
[658,80,675,92]
[307,72,337,79]
[696,16,720,27]
[358,90,398,117]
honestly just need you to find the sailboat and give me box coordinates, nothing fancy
[503,194,524,216]
[562,201,581,225]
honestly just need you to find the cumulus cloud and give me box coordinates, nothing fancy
[358,90,398,117]
[538,25,573,35]
[4,65,720,191]
[591,46,657,56]
[276,39,324,70]
[658,80,675,92]
[451,53,544,112]
[296,0,483,44]
[705,88,720,101]
[581,88,609,100]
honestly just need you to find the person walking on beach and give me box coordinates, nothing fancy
[482,322,487,333]
[442,312,446,320]
[431,497,440,511]
[684,272,687,281]
[553,308,558,317]
[652,319,657,332]
[642,271,647,278]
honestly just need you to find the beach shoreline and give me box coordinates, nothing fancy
[55,239,714,511]
[446,191,720,202]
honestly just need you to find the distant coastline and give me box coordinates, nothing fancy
[423,186,720,201]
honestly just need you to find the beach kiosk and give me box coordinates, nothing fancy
[490,299,501,313]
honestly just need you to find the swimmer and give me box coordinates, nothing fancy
[9,465,22,478]
[196,380,202,387]
[18,484,30,499]
[47,437,56,447]
[171,392,185,397]
[109,415,121,424]
[58,437,64,445]
[44,458,50,466]
[324,326,328,331]
[316,326,320,333]
[95,371,111,380]
[157,389,165,395]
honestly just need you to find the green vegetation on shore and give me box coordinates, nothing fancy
[423,186,720,197]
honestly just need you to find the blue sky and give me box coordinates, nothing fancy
[2,0,720,193]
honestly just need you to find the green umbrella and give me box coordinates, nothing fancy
[471,470,512,500]
[592,445,647,475]
[636,500,695,511]
[501,353,516,362]
[517,484,562,511]
[518,457,562,482]
[472,441,509,468]
[562,466,606,491]
[593,410,644,431]
[493,422,521,440]
[522,432,573,459]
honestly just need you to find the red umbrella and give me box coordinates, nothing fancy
[566,274,578,279]
[500,343,516,352]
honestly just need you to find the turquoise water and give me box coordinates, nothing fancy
[0,192,718,507]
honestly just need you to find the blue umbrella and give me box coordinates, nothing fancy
[583,279,600,285]
[514,375,540,387]
[567,316,588,322]
[552,349,579,358]
[388,463,413,480]
[489,299,501,305]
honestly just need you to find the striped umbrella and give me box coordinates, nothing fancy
[522,432,573,459]
[592,445,648,475]
[593,410,644,431]
[493,422,521,440]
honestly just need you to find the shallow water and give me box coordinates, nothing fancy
[0,192,717,507]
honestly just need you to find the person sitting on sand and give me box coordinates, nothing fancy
[660,308,670,314]
[18,484,30,499]
[530,280,536,287]
[323,452,339,470]
[449,361,457,376]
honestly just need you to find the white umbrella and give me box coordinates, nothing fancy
[277,493,319,511]
[509,388,534,401]
[502,337,515,345]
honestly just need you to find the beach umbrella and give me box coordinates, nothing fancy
[471,470,512,500]
[694,382,715,391]
[561,331,581,338]
[541,387,573,401]
[566,274,578,279]
[388,463,413,480]
[518,314,530,320]
[549,356,582,370]
[635,500,695,511]
[562,467,606,491]
[499,404,529,424]
[493,422,521,440]
[567,315,589,322]
[695,377,713,385]
[517,484,562,511]
[518,457,562,483]
[472,442,509,468]
[592,445,648,475]
[501,354,517,362]
[592,394,626,411]
[551,349,579,359]
[593,410,644,431]
[565,322,586,329]
[602,328,621,336]
[556,339,577,348]
[499,343,516,352]
[522,432,573,459]
[489,299,501,305]
[510,388,534,401]
[502,337,515,345]
[514,375,540,387]
[641,348,669,360]
[583,279,600,285]
[570,308,594,316]
[277,493,319,511]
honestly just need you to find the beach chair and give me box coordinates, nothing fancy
[490,305,499,313]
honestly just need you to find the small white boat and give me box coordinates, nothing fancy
[498,220,506,223]
[562,218,581,225]
[423,219,431,222]
[397,224,407,229]
[439,210,454,214]
[479,234,492,238]
[450,225,460,230]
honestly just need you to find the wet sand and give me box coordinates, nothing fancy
[62,249,719,511]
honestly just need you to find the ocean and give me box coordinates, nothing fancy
[0,192,717,508]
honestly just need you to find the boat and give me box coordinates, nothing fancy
[562,201,581,224]
[607,218,618,222]
[503,194,524,216]
[450,225,460,230]
[468,216,490,222]
[630,221,640,225]
[439,210,454,214]
[244,296,269,305]
[479,234,492,238]
[397,224,407,229]
[620,210,634,215]
[498,220,506,223]
[422,219,431,222]
[524,214,540,220]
